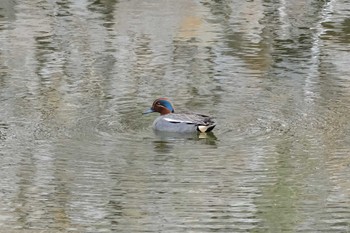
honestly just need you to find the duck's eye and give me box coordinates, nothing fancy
[156,102,160,105]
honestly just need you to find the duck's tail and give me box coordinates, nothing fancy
[198,124,216,133]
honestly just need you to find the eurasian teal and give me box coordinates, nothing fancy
[143,98,216,133]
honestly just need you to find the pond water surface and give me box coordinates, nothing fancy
[1,0,350,232]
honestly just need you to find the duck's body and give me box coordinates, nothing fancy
[143,98,216,133]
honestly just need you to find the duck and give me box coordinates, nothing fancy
[143,98,216,133]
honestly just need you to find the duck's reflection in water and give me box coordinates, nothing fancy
[152,131,217,154]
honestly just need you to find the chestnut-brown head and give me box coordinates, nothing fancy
[143,98,175,115]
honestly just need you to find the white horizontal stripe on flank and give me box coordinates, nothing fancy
[163,118,193,124]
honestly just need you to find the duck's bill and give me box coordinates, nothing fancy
[143,108,154,115]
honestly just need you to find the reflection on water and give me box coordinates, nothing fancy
[1,0,350,232]
[153,131,217,154]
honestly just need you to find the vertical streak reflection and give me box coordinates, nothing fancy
[304,0,335,104]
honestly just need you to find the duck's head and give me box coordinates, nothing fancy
[143,98,175,115]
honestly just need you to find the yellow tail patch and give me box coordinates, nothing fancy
[198,125,208,133]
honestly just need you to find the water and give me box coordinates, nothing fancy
[1,0,350,232]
